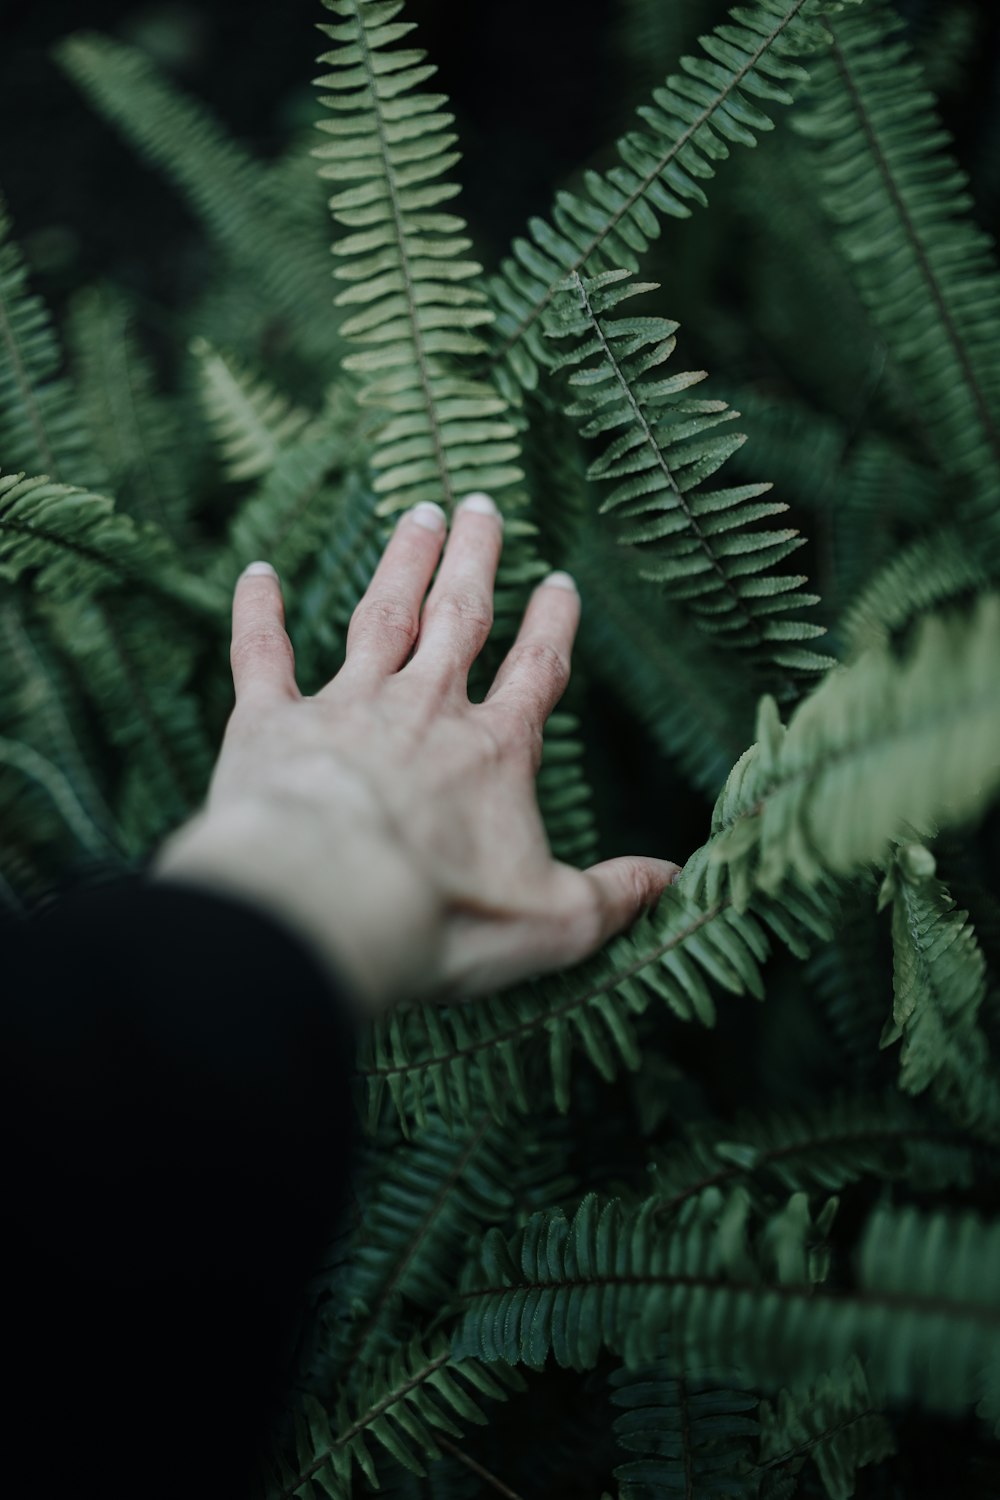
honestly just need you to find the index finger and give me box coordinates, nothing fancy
[230,561,299,706]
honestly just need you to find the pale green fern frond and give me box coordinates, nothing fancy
[0,197,105,489]
[685,592,1000,910]
[313,0,523,517]
[66,284,192,542]
[486,0,860,402]
[191,338,321,483]
[756,1358,894,1500]
[545,269,832,678]
[792,0,1000,539]
[839,525,990,659]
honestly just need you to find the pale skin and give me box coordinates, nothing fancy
[151,491,682,1016]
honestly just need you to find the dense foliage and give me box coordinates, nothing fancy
[2,0,1000,1494]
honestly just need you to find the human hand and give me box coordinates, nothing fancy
[151,493,682,1014]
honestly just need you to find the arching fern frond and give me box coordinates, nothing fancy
[313,0,524,518]
[359,877,833,1135]
[454,1192,1000,1414]
[648,1091,986,1222]
[486,0,860,402]
[839,525,990,660]
[879,842,1000,1142]
[0,196,105,490]
[608,1363,759,1499]
[55,32,341,372]
[756,1358,894,1500]
[791,0,1000,538]
[0,470,222,618]
[0,733,117,863]
[191,338,321,483]
[570,532,756,797]
[66,284,192,542]
[686,592,1000,911]
[545,269,832,680]
[269,1333,524,1498]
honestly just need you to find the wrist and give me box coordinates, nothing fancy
[150,803,439,1016]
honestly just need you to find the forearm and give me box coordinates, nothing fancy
[150,800,441,1015]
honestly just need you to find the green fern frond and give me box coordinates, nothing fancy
[0,197,105,489]
[313,0,524,517]
[455,1192,1000,1413]
[44,591,213,849]
[0,470,220,618]
[0,733,117,862]
[66,284,192,541]
[486,0,860,401]
[839,525,990,659]
[791,0,1000,536]
[648,1091,985,1221]
[316,1104,514,1390]
[570,535,756,796]
[685,592,1000,910]
[803,890,893,1078]
[879,843,1000,1141]
[272,1333,524,1498]
[757,1357,894,1500]
[55,33,340,372]
[192,338,321,483]
[360,878,834,1135]
[609,1363,759,1499]
[544,269,832,678]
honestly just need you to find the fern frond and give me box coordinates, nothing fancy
[0,470,221,618]
[486,0,860,401]
[685,592,1000,911]
[273,1333,524,1498]
[791,0,1000,535]
[313,0,524,517]
[360,877,834,1135]
[545,269,832,678]
[315,1105,514,1392]
[192,338,321,483]
[55,33,340,371]
[0,196,105,489]
[839,525,990,659]
[648,1091,986,1221]
[756,1358,894,1500]
[455,1192,1000,1414]
[879,843,1000,1141]
[0,733,116,862]
[66,283,192,541]
[609,1363,759,1499]
[570,534,756,796]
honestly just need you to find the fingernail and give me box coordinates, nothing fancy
[459,491,502,524]
[408,501,447,532]
[669,866,684,885]
[541,571,577,591]
[242,560,278,579]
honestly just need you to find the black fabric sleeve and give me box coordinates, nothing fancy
[1,872,360,1500]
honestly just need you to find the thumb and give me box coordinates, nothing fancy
[581,855,683,951]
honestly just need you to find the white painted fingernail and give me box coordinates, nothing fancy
[242,560,278,579]
[542,571,577,591]
[459,491,501,522]
[408,501,447,532]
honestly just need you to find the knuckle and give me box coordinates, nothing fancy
[352,594,419,650]
[432,585,494,635]
[512,639,570,689]
[231,626,294,671]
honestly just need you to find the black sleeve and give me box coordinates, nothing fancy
[1,872,361,1500]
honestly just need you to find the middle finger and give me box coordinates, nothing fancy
[404,492,504,694]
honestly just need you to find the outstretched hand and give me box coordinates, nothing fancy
[152,493,682,1013]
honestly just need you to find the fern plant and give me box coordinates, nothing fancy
[3,0,1000,1494]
